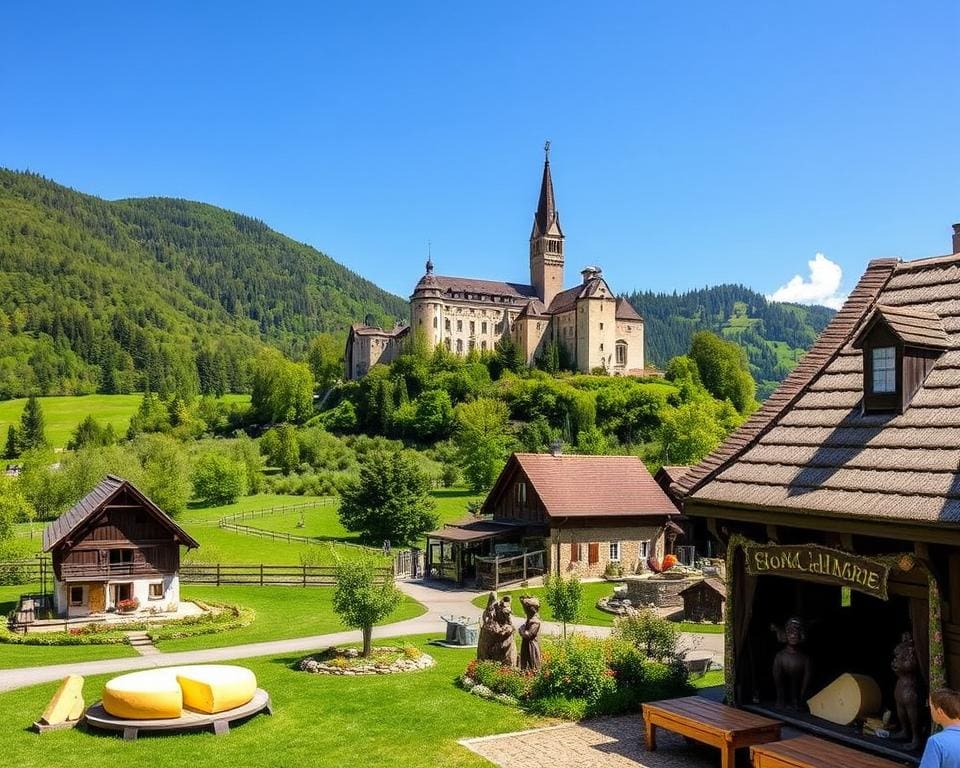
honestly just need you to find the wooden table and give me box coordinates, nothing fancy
[750,735,909,768]
[641,696,783,768]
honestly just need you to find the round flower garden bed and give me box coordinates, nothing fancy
[298,645,435,676]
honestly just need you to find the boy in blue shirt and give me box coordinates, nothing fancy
[921,689,960,768]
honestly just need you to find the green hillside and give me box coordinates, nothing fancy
[0,169,407,399]
[624,285,835,398]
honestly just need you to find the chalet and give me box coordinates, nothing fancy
[425,449,680,587]
[43,475,198,618]
[674,226,960,762]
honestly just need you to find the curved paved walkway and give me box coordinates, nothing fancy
[0,580,722,693]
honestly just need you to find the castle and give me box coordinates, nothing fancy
[345,145,644,379]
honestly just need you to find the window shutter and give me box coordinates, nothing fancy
[570,543,580,562]
[588,542,599,565]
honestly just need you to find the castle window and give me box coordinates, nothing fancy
[445,318,451,331]
[481,340,487,351]
[433,316,437,328]
[600,343,604,352]
[871,347,896,394]
[482,321,487,334]
[599,323,604,330]
[469,340,476,352]
[444,338,451,350]
[457,320,463,332]
[470,320,475,335]
[456,339,463,354]
[616,341,627,366]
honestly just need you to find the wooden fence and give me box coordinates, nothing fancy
[179,563,392,587]
[216,498,336,526]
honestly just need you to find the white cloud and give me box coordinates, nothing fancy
[767,253,847,310]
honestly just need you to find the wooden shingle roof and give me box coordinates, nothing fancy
[43,475,199,552]
[677,252,960,525]
[852,305,949,350]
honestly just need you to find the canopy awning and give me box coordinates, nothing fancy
[426,520,523,544]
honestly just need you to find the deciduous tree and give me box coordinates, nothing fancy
[454,398,510,492]
[332,554,402,657]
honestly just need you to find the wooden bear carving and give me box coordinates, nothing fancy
[890,632,922,751]
[770,617,812,710]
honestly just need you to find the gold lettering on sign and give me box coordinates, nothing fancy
[744,544,890,600]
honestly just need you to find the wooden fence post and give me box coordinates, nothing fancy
[494,557,500,590]
[523,553,528,582]
[260,563,264,586]
[216,562,221,587]
[303,564,307,587]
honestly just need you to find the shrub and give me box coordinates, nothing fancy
[614,607,681,661]
[531,636,615,712]
[543,574,583,639]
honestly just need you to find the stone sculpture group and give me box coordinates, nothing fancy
[476,592,542,672]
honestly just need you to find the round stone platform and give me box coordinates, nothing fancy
[84,687,272,740]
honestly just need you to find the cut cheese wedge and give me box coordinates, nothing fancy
[40,675,84,725]
[807,673,881,726]
[103,669,183,720]
[174,665,257,714]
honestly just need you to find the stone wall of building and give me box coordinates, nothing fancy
[550,524,666,579]
[615,317,645,373]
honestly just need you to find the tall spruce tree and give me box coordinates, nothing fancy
[3,425,17,459]
[18,395,47,451]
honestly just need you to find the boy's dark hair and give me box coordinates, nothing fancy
[931,688,960,718]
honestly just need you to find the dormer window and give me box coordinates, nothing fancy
[871,347,896,393]
[853,305,948,414]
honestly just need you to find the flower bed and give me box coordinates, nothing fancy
[298,645,435,676]
[0,601,254,646]
[457,609,694,719]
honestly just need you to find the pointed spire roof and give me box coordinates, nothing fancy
[531,141,563,239]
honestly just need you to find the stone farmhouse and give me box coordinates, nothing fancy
[43,475,198,618]
[345,144,645,379]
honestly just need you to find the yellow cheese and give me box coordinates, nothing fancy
[174,665,257,714]
[40,675,84,725]
[103,669,183,720]
[807,673,881,726]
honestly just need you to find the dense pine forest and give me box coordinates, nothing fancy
[624,285,834,397]
[0,169,407,398]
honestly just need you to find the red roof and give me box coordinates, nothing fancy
[485,453,679,519]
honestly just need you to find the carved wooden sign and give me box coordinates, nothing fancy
[744,544,889,599]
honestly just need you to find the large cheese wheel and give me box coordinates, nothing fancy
[807,673,882,725]
[174,665,257,714]
[102,669,183,720]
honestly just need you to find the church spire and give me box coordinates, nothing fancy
[532,140,562,238]
[529,141,565,307]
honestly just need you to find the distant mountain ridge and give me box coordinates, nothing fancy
[624,285,835,398]
[0,169,407,398]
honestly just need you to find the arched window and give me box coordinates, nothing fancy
[456,339,463,354]
[616,341,627,367]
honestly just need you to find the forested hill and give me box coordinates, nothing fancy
[0,169,407,398]
[624,285,835,398]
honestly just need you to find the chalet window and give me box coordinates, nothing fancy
[609,541,621,562]
[570,542,581,562]
[515,482,527,505]
[69,586,84,607]
[640,540,651,559]
[588,542,600,565]
[871,347,896,393]
[149,583,164,600]
[109,549,134,565]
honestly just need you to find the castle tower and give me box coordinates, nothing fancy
[530,141,564,308]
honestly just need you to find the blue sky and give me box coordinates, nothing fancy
[2,2,958,306]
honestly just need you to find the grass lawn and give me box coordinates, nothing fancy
[472,582,725,634]
[691,669,724,689]
[0,393,249,450]
[238,503,357,542]
[179,494,333,526]
[1,635,544,768]
[156,585,425,652]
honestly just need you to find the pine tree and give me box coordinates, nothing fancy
[3,425,18,459]
[18,395,47,451]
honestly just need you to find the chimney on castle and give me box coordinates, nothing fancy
[581,266,602,284]
[953,223,960,255]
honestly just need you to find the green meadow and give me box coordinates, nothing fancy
[0,393,250,450]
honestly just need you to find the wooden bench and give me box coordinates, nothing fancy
[750,735,910,767]
[642,696,783,768]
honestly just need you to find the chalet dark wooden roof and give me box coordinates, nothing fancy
[677,252,960,525]
[679,577,726,599]
[426,519,526,543]
[486,453,679,519]
[852,305,949,350]
[43,475,199,552]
